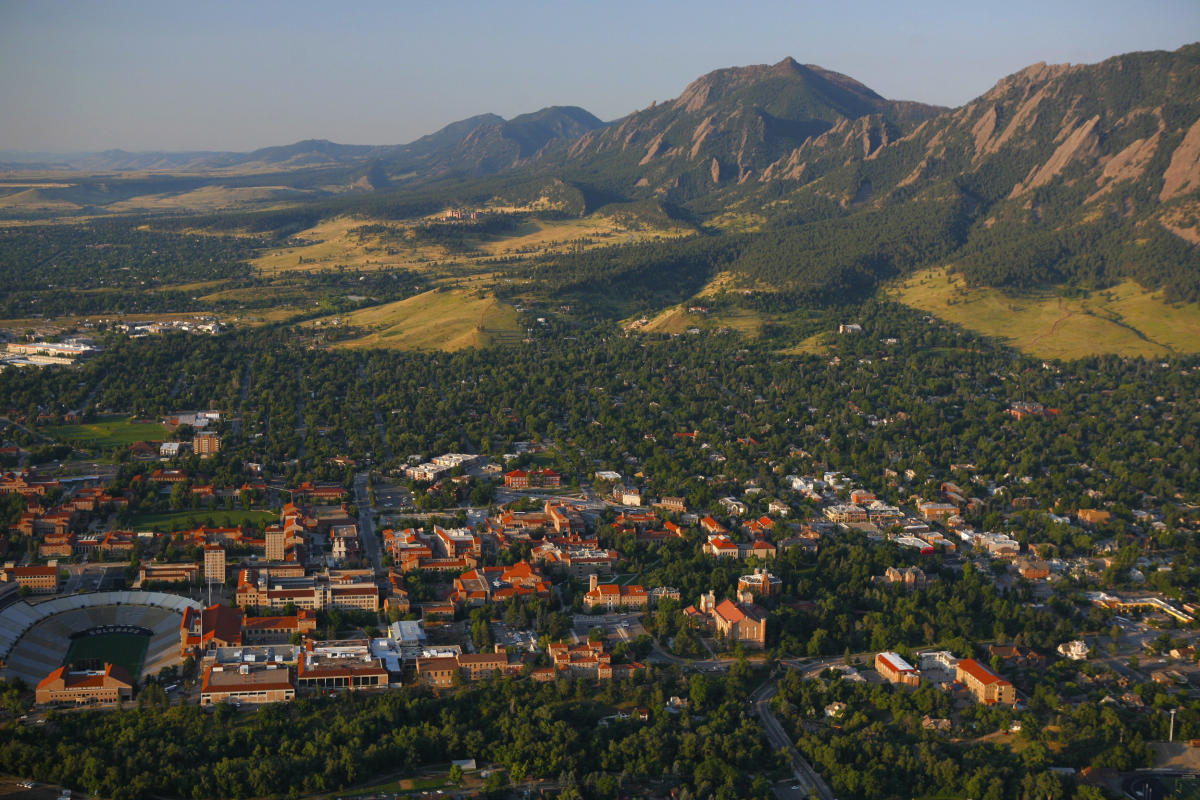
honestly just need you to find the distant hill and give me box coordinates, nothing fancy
[2,46,1195,306]
[373,106,606,179]
[2,108,605,179]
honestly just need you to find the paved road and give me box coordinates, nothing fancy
[354,471,382,571]
[753,680,835,800]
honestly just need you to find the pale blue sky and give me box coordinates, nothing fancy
[1,0,1197,152]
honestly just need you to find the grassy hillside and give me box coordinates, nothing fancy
[251,212,688,280]
[308,288,523,351]
[893,267,1200,359]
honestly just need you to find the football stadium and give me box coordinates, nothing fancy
[0,591,201,686]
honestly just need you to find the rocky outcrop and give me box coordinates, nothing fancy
[1160,116,1200,201]
[1011,115,1102,196]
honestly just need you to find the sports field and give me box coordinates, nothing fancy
[42,415,170,448]
[63,631,150,679]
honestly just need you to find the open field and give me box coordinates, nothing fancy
[251,217,449,276]
[634,304,765,337]
[626,273,770,337]
[106,185,317,213]
[64,631,150,679]
[252,213,691,280]
[128,509,278,531]
[892,267,1200,359]
[41,416,170,447]
[778,331,833,356]
[477,214,689,256]
[308,288,523,351]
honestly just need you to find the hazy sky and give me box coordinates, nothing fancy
[2,0,1197,153]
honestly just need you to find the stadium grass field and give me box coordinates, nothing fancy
[63,632,150,679]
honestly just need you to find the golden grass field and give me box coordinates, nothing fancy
[633,304,765,337]
[250,217,444,276]
[777,331,833,356]
[625,273,772,337]
[893,267,1200,359]
[106,185,316,213]
[251,213,690,279]
[307,288,522,351]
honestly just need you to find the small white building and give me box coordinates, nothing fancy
[1057,640,1090,661]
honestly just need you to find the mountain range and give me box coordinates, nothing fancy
[3,43,1197,300]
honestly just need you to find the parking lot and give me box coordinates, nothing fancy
[571,612,647,642]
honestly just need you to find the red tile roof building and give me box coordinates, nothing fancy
[504,468,561,489]
[1,565,58,594]
[451,560,551,607]
[955,658,1016,704]
[36,663,134,705]
[702,534,739,559]
[875,651,921,687]
[583,574,648,612]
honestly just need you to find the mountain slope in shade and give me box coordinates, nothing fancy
[550,57,944,197]
[380,106,606,179]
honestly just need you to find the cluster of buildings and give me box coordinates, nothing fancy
[159,432,221,458]
[1,339,101,367]
[874,650,1016,705]
[95,318,224,337]
[404,453,480,483]
[384,525,483,573]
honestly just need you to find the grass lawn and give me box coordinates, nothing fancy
[64,631,150,679]
[892,267,1200,359]
[42,415,170,448]
[129,509,278,532]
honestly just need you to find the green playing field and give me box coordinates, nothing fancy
[63,632,150,679]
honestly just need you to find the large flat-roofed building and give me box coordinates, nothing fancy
[875,651,921,687]
[138,562,201,586]
[955,658,1016,705]
[200,663,295,706]
[296,640,388,690]
[235,569,380,612]
[36,663,134,705]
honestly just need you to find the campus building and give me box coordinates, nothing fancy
[36,663,135,705]
[875,652,921,687]
[955,658,1016,705]
[200,663,295,706]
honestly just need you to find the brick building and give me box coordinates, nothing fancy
[875,651,921,687]
[36,663,134,705]
[955,658,1016,705]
